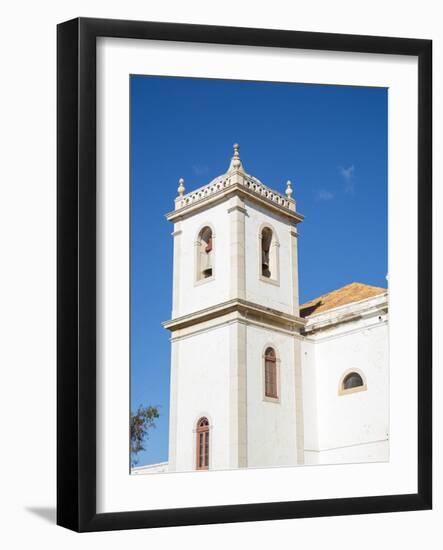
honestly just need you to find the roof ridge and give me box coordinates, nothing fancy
[302,281,386,302]
[300,281,387,318]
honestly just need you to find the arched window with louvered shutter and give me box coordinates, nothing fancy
[196,417,210,470]
[264,347,278,399]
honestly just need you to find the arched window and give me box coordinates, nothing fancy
[196,417,210,470]
[261,227,273,278]
[339,371,367,395]
[264,347,278,399]
[260,226,279,283]
[196,226,214,281]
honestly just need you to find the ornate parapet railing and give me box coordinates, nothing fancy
[174,172,296,212]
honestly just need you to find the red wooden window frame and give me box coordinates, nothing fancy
[196,417,209,470]
[264,347,278,398]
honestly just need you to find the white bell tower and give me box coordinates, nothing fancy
[164,145,306,472]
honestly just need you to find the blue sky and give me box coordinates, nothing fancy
[130,75,388,467]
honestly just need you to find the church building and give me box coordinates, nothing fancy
[132,144,389,475]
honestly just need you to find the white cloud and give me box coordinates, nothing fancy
[339,165,355,193]
[192,164,209,176]
[317,189,334,201]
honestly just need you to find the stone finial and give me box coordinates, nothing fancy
[177,177,186,197]
[228,143,244,172]
[285,179,293,198]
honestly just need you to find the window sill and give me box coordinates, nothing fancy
[259,274,280,287]
[338,385,367,396]
[194,275,215,287]
[263,395,280,404]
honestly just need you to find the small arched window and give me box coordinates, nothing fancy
[196,226,214,281]
[339,371,367,395]
[261,227,273,278]
[260,226,279,283]
[264,347,278,399]
[196,417,210,470]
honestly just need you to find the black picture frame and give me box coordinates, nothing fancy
[57,17,432,532]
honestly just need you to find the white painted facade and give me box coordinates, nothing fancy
[133,145,389,475]
[245,324,303,468]
[302,293,389,465]
[244,200,299,315]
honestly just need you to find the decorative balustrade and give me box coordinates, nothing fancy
[175,173,295,212]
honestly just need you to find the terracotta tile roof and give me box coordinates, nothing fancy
[299,282,387,318]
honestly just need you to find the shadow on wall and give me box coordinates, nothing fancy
[25,506,56,524]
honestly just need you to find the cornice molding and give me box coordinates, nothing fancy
[163,298,306,333]
[302,294,388,335]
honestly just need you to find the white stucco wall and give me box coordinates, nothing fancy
[300,338,319,452]
[169,320,305,472]
[244,201,296,315]
[246,324,301,468]
[302,306,389,465]
[174,201,231,318]
[170,325,232,472]
[305,440,389,465]
[173,197,299,319]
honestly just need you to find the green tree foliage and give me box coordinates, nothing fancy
[130,405,159,466]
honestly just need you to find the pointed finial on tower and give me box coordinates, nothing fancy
[228,143,244,172]
[285,179,293,198]
[177,177,186,197]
